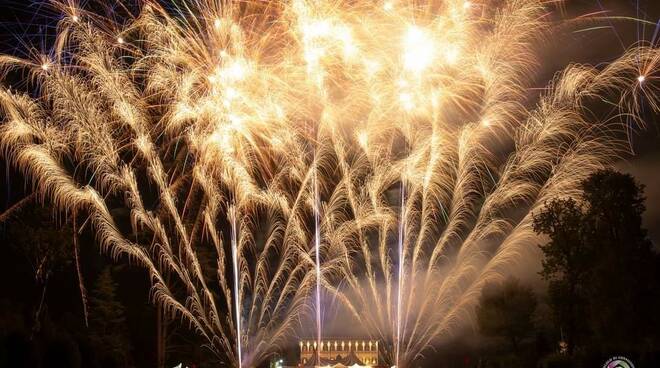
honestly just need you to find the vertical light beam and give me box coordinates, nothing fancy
[313,159,323,367]
[396,177,406,368]
[230,205,243,368]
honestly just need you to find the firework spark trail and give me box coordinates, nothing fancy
[229,205,243,368]
[313,157,322,366]
[0,0,658,367]
[396,178,406,368]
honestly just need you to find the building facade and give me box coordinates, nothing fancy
[299,339,380,367]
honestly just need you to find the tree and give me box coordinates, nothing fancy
[580,170,660,350]
[534,169,660,357]
[476,277,537,353]
[88,267,132,368]
[532,197,591,355]
[6,205,75,336]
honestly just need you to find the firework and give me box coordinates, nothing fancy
[0,0,657,367]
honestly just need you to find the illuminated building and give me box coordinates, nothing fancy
[299,339,380,367]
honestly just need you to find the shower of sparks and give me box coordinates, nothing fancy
[0,0,658,367]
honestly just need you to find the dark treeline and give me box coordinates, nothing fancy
[0,162,216,368]
[425,169,660,368]
[0,204,217,368]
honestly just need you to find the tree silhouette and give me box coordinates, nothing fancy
[580,170,660,351]
[476,277,537,353]
[532,197,592,355]
[5,205,74,336]
[533,169,660,357]
[88,267,132,368]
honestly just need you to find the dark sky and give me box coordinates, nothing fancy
[522,0,660,244]
[545,1,660,241]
